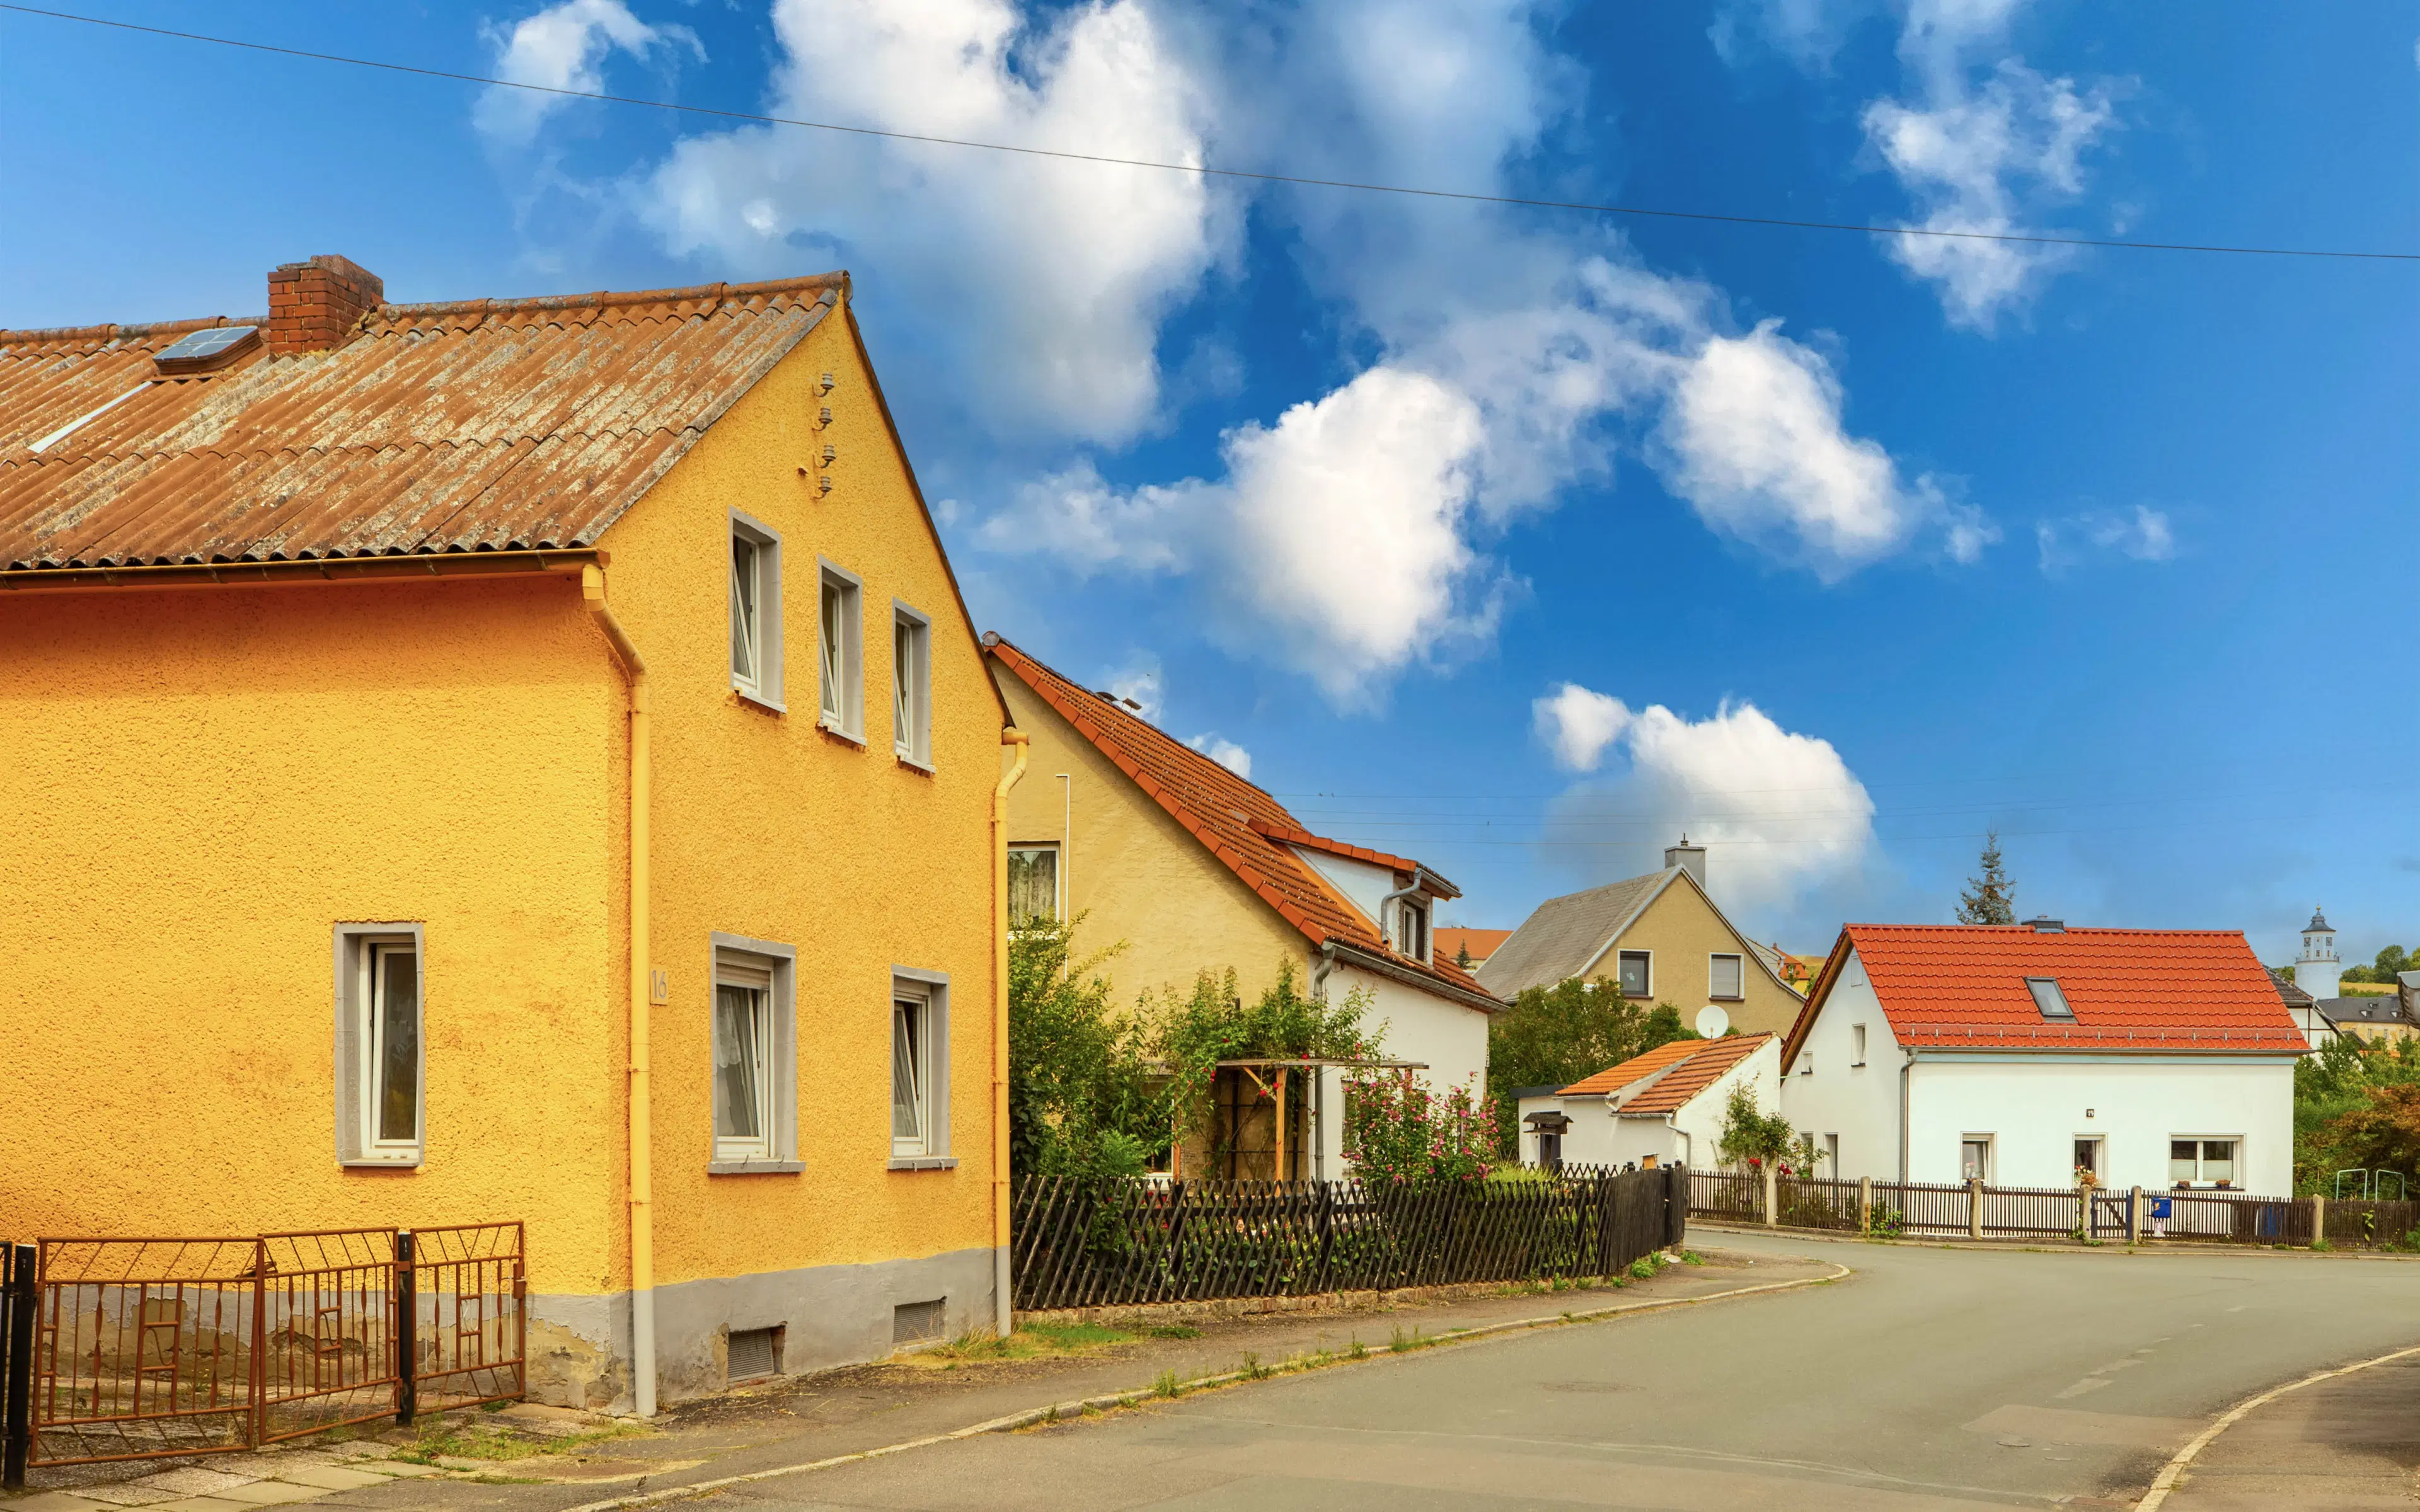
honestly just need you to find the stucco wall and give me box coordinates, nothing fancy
[0,573,623,1294]
[1778,953,1906,1179]
[1906,1058,2297,1193]
[1532,1038,1780,1170]
[1583,878,1802,1038]
[591,309,1003,1396]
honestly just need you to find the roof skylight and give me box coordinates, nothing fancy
[2025,977,2076,1020]
[153,324,259,374]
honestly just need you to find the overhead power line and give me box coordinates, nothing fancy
[7,3,2416,265]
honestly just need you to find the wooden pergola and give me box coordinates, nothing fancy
[1183,1056,1428,1181]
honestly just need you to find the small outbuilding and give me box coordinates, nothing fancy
[1517,1033,1780,1171]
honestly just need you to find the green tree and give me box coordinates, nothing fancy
[2295,1035,2420,1192]
[1006,916,1165,1179]
[2344,944,2413,985]
[1484,978,1693,1157]
[1956,830,2017,925]
[1715,1084,1821,1174]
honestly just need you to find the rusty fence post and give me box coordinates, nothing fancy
[395,1231,417,1426]
[4,1242,35,1490]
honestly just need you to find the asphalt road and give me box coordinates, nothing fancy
[714,1234,2420,1510]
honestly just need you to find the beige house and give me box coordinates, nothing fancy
[1478,842,1804,1037]
[983,636,1499,1178]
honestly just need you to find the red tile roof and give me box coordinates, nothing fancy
[1,275,844,571]
[1559,1033,1775,1113]
[1246,818,1458,896]
[984,634,1494,1012]
[1783,925,2307,1062]
[1436,927,1512,963]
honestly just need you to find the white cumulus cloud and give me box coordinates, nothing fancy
[1659,321,1991,576]
[640,0,1225,444]
[1102,655,1165,723]
[475,0,702,147]
[1542,687,1878,914]
[1187,735,1253,779]
[1534,683,1634,773]
[1862,1,2121,329]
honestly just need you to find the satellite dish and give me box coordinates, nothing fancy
[1695,1005,1730,1038]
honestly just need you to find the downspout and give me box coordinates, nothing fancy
[1311,941,1339,1001]
[993,727,1032,1338]
[581,566,654,1419]
[1376,867,1434,958]
[1667,1114,1691,1169]
[1898,1047,1916,1184]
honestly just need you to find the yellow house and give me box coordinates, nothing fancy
[0,256,1019,1412]
[983,636,1499,1178]
[1477,842,1806,1037]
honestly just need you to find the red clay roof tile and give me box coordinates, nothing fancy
[1559,1033,1775,1113]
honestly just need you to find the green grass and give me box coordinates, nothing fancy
[391,1412,645,1466]
[1152,1369,1182,1399]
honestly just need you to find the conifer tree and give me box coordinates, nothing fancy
[1957,830,2017,924]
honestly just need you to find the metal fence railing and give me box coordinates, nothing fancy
[4,1242,32,1489]
[1691,1172,2412,1251]
[1011,1166,1686,1312]
[14,1224,522,1470]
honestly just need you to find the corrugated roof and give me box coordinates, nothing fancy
[1784,925,2307,1060]
[1475,871,1673,996]
[984,634,1495,1012]
[0,275,843,571]
[1559,1033,1775,1114]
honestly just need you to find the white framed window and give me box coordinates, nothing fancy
[890,968,952,1167]
[709,936,800,1172]
[2025,976,2075,1020]
[1851,1023,1867,1066]
[1960,1137,1993,1182]
[817,559,863,740]
[1617,949,1652,997]
[729,512,783,711]
[2169,1137,2238,1188]
[1396,896,1431,962]
[1709,953,1744,1000]
[335,925,424,1166]
[1008,844,1060,925]
[892,602,932,768]
[2074,1136,2104,1181]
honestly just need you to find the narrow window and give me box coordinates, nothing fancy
[1961,1138,1990,1182]
[1709,953,1744,1000]
[1851,1023,1867,1066]
[2073,1137,2102,1179]
[1824,1133,1839,1171]
[1617,950,1651,997]
[366,938,420,1154]
[1397,896,1430,961]
[730,536,760,691]
[729,514,783,709]
[338,927,424,1166]
[817,562,863,738]
[1008,845,1060,925]
[892,604,931,767]
[2025,977,2075,1019]
[714,961,775,1162]
[892,987,932,1157]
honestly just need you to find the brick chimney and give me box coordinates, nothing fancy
[265,255,384,355]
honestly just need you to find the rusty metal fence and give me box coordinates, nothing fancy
[1012,1167,1686,1312]
[16,1225,521,1470]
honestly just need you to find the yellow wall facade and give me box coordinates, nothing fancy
[0,297,1004,1407]
[1598,877,1806,1038]
[992,673,1307,1005]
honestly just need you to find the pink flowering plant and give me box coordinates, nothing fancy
[1341,1070,1501,1184]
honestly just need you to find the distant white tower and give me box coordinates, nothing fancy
[2298,907,2342,1002]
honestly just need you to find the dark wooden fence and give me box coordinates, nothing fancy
[1011,1167,1686,1312]
[1695,1172,2418,1251]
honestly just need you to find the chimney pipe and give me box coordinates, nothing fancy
[265,255,384,355]
[1664,835,1706,890]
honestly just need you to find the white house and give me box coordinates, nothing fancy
[1518,1033,1780,1170]
[1778,920,2305,1194]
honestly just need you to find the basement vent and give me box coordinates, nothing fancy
[727,1325,783,1382]
[892,1298,947,1344]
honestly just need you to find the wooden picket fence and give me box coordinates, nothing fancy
[1011,1167,1686,1311]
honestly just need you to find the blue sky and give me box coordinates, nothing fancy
[6,1,2414,965]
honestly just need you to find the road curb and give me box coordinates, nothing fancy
[549,1257,1850,1512]
[2132,1342,2420,1510]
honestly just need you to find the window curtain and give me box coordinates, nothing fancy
[715,985,763,1138]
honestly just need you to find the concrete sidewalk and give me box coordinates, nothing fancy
[2148,1348,2420,1509]
[1,1245,1839,1512]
